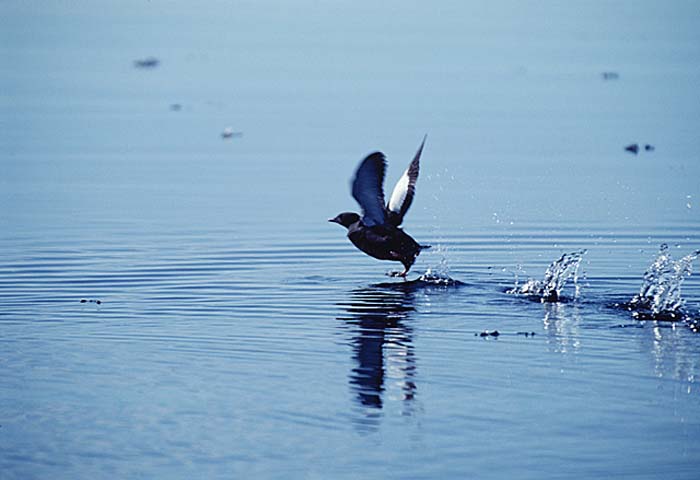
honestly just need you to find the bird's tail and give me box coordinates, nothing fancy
[419,244,432,250]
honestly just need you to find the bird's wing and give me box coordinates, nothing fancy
[386,135,425,226]
[351,152,387,227]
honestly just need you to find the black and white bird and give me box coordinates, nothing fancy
[329,137,430,277]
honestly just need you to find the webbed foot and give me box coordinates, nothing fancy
[387,269,409,278]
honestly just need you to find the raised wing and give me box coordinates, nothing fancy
[386,135,425,226]
[351,152,387,227]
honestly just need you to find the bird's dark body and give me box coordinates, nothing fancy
[347,221,422,271]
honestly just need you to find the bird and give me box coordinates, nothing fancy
[329,136,430,277]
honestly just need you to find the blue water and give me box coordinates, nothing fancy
[2,1,700,478]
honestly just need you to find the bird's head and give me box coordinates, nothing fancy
[328,212,360,229]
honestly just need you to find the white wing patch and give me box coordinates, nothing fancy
[388,169,410,214]
[385,136,424,227]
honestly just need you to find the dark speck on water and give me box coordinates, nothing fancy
[517,331,537,337]
[80,299,102,305]
[478,330,500,337]
[625,143,655,155]
[133,57,159,68]
[625,143,639,154]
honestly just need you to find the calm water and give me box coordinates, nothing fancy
[2,1,700,479]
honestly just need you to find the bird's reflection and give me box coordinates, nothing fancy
[338,284,417,414]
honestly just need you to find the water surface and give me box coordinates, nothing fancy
[2,1,700,479]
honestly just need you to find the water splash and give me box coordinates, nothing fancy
[507,249,587,302]
[373,264,463,290]
[627,244,700,321]
[427,243,451,277]
[417,268,462,286]
[414,243,461,286]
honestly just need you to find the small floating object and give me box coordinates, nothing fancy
[80,298,102,305]
[644,144,655,152]
[170,103,182,111]
[516,331,537,337]
[221,127,243,139]
[625,143,639,154]
[478,330,500,338]
[601,71,619,80]
[134,57,160,68]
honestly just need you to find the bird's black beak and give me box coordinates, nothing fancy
[328,217,338,224]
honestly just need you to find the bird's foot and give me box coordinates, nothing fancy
[387,269,408,278]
